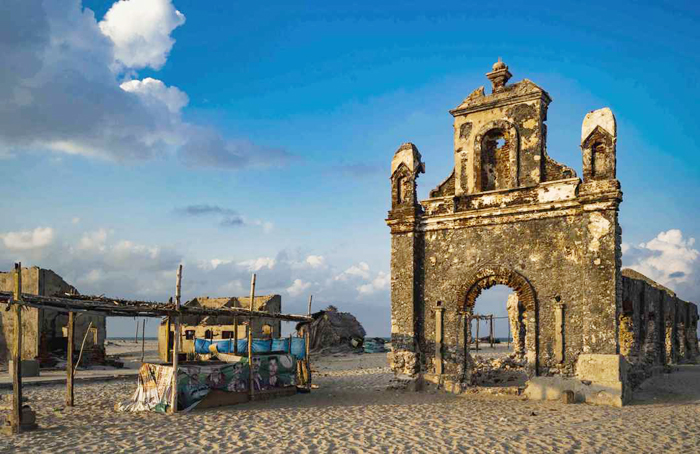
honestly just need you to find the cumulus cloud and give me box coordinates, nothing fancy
[0,227,391,334]
[286,279,311,297]
[78,228,109,251]
[335,262,371,281]
[623,229,700,302]
[98,0,185,71]
[0,227,54,250]
[0,0,292,169]
[358,271,390,295]
[306,255,325,268]
[120,77,188,113]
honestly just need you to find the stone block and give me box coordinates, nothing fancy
[575,354,628,384]
[8,360,40,379]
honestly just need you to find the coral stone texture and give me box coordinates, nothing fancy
[386,61,699,406]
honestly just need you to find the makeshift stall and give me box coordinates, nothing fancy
[117,353,298,413]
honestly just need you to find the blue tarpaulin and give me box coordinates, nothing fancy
[194,337,306,359]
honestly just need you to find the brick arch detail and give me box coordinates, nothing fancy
[460,266,536,313]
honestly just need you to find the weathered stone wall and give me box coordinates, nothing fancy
[388,62,625,389]
[620,269,699,386]
[387,62,695,402]
[0,268,41,362]
[0,267,106,363]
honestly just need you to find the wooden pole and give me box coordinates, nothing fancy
[135,319,139,343]
[305,295,312,388]
[490,315,494,349]
[475,316,480,352]
[233,316,238,354]
[507,315,511,349]
[66,312,74,407]
[11,263,23,433]
[170,265,182,414]
[248,274,256,400]
[141,319,146,362]
[74,321,94,373]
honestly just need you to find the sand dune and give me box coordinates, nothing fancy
[1,353,699,453]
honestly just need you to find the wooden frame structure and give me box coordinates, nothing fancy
[0,263,313,434]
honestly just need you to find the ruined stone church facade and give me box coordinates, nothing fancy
[387,61,698,405]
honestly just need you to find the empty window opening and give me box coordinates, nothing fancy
[185,330,195,340]
[480,130,510,191]
[222,330,234,339]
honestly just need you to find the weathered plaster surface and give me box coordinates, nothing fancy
[386,62,698,405]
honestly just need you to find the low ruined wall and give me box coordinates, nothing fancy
[620,269,699,387]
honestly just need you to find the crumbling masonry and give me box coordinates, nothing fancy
[386,61,699,406]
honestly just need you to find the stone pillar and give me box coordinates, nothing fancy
[506,293,523,356]
[581,205,621,355]
[387,143,425,377]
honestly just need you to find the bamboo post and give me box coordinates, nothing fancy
[11,263,23,433]
[475,316,480,352]
[66,311,74,406]
[170,265,182,414]
[134,319,139,343]
[248,274,256,400]
[507,316,511,349]
[74,321,94,373]
[490,315,494,349]
[233,316,238,354]
[305,295,312,389]
[141,319,146,362]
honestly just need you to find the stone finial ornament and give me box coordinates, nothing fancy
[486,58,512,92]
[391,142,425,177]
[581,107,617,181]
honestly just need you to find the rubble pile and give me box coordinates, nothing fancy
[470,353,528,386]
[297,305,366,355]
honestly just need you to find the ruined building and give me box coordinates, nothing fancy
[158,294,282,361]
[386,61,699,406]
[0,267,106,365]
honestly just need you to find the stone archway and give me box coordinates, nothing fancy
[458,266,538,376]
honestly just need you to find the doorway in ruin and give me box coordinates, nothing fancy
[461,267,538,387]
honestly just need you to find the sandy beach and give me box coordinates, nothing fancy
[1,348,700,454]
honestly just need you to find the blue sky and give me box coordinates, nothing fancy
[1,0,699,337]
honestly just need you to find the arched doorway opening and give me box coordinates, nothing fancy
[465,286,528,387]
[460,267,538,386]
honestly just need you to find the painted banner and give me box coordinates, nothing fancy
[116,354,297,413]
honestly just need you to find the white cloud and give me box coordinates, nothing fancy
[0,0,293,169]
[71,217,81,225]
[98,0,185,71]
[623,229,699,288]
[239,257,277,272]
[306,255,325,268]
[0,227,54,251]
[120,78,188,114]
[335,262,371,281]
[0,227,391,334]
[286,278,311,297]
[78,228,109,251]
[358,271,390,295]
